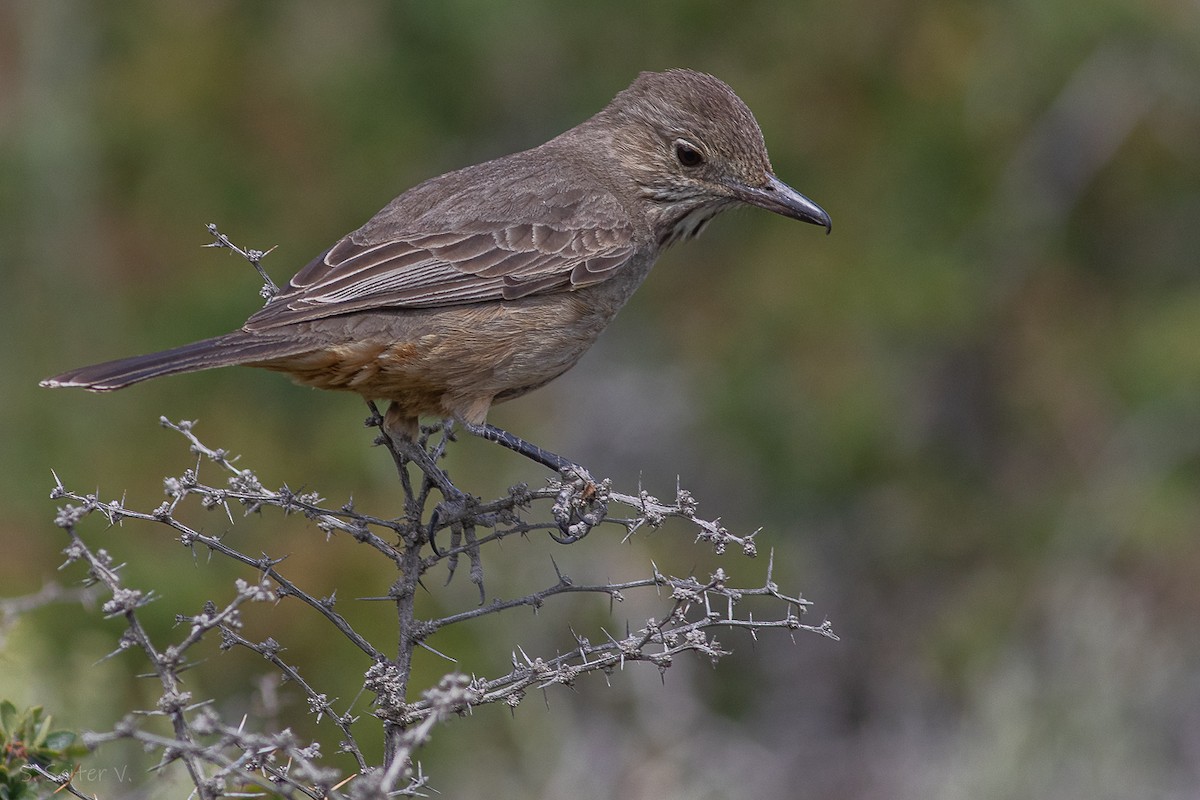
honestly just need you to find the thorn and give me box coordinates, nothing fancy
[417,640,458,663]
[331,774,357,792]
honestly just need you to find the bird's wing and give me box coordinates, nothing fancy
[244,189,636,331]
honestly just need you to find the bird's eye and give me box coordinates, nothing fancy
[675,140,704,167]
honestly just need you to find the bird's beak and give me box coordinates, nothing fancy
[729,174,831,234]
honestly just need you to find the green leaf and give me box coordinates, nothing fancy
[32,714,52,749]
[42,731,76,753]
[0,701,17,737]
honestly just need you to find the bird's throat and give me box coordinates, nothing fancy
[657,201,731,249]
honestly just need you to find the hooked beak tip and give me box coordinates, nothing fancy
[734,174,831,234]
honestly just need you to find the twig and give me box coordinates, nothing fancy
[46,416,832,796]
[204,223,281,300]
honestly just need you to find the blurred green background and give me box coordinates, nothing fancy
[3,1,1200,798]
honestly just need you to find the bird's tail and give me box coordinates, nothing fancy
[40,331,311,391]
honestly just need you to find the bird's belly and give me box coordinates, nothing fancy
[252,293,610,422]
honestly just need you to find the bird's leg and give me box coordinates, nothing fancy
[365,402,469,556]
[461,421,607,542]
[365,402,460,497]
[462,422,576,473]
[392,430,462,500]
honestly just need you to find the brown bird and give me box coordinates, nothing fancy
[42,69,829,471]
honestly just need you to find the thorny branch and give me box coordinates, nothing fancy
[32,228,836,798]
[44,417,835,797]
[204,222,281,300]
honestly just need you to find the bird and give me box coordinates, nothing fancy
[42,69,830,472]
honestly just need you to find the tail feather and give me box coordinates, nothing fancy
[40,331,311,391]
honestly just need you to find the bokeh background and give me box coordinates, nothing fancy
[3,1,1200,798]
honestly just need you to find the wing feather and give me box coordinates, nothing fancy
[246,191,635,331]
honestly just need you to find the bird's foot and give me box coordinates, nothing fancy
[428,496,485,601]
[550,465,608,543]
[366,403,471,556]
[460,421,605,541]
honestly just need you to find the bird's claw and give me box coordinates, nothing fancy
[428,492,475,556]
[430,496,485,599]
[550,466,608,543]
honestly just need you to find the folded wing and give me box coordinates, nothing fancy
[245,190,635,331]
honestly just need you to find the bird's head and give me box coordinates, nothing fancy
[596,69,830,244]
